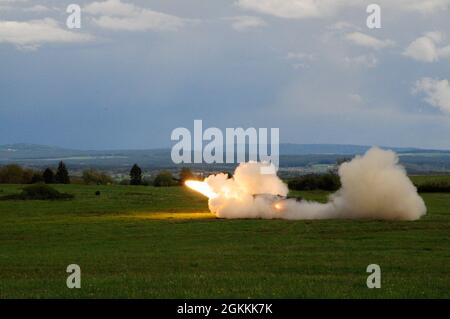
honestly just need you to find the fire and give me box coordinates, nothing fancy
[185,180,218,199]
[274,202,283,211]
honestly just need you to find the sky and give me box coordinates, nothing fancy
[1,0,450,150]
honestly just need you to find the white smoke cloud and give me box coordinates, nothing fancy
[200,147,426,221]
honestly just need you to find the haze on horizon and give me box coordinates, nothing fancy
[1,0,450,150]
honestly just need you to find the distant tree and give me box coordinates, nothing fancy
[0,164,25,184]
[82,169,113,185]
[55,161,70,184]
[0,165,43,184]
[153,171,177,187]
[22,168,36,184]
[288,173,340,191]
[43,168,55,184]
[179,167,196,185]
[129,164,143,185]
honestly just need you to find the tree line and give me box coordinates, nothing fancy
[0,162,70,184]
[0,162,198,187]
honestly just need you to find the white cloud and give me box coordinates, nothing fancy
[236,0,450,19]
[85,0,186,31]
[413,77,450,113]
[85,0,135,16]
[23,5,51,12]
[440,45,450,57]
[236,0,347,19]
[286,52,314,69]
[227,16,267,31]
[1,3,52,13]
[327,21,360,31]
[1,3,54,13]
[404,34,439,62]
[92,13,184,31]
[424,31,444,43]
[345,32,395,50]
[403,32,450,62]
[0,18,93,50]
[344,54,378,68]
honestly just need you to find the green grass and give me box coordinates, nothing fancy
[410,174,450,185]
[0,184,449,298]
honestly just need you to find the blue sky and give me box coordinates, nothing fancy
[1,0,450,149]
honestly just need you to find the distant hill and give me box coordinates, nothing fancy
[1,143,449,174]
[279,143,424,155]
[1,143,447,158]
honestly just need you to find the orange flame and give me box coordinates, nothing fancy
[185,180,218,199]
[274,202,283,211]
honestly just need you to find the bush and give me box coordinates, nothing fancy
[416,181,450,193]
[0,164,43,184]
[179,167,198,185]
[0,184,74,200]
[82,169,113,185]
[0,164,23,183]
[153,171,178,187]
[288,173,341,191]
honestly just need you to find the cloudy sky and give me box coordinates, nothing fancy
[1,0,450,149]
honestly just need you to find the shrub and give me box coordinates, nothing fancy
[179,167,198,185]
[0,164,42,184]
[416,181,450,193]
[0,164,23,183]
[82,169,113,185]
[153,171,178,187]
[31,173,44,184]
[0,184,74,200]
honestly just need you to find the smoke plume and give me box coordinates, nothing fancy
[193,147,426,221]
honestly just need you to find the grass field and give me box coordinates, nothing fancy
[0,180,449,298]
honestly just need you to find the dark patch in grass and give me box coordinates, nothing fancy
[416,181,450,193]
[0,184,74,201]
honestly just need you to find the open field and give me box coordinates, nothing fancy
[410,175,450,185]
[0,183,449,298]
